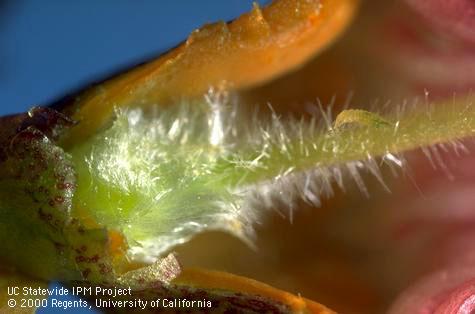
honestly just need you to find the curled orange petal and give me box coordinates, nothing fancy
[58,0,359,146]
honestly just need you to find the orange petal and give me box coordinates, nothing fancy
[174,268,335,314]
[59,0,358,147]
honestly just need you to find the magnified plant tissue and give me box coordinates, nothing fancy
[2,0,475,313]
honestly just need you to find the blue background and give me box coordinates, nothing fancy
[0,1,267,313]
[1,0,268,115]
